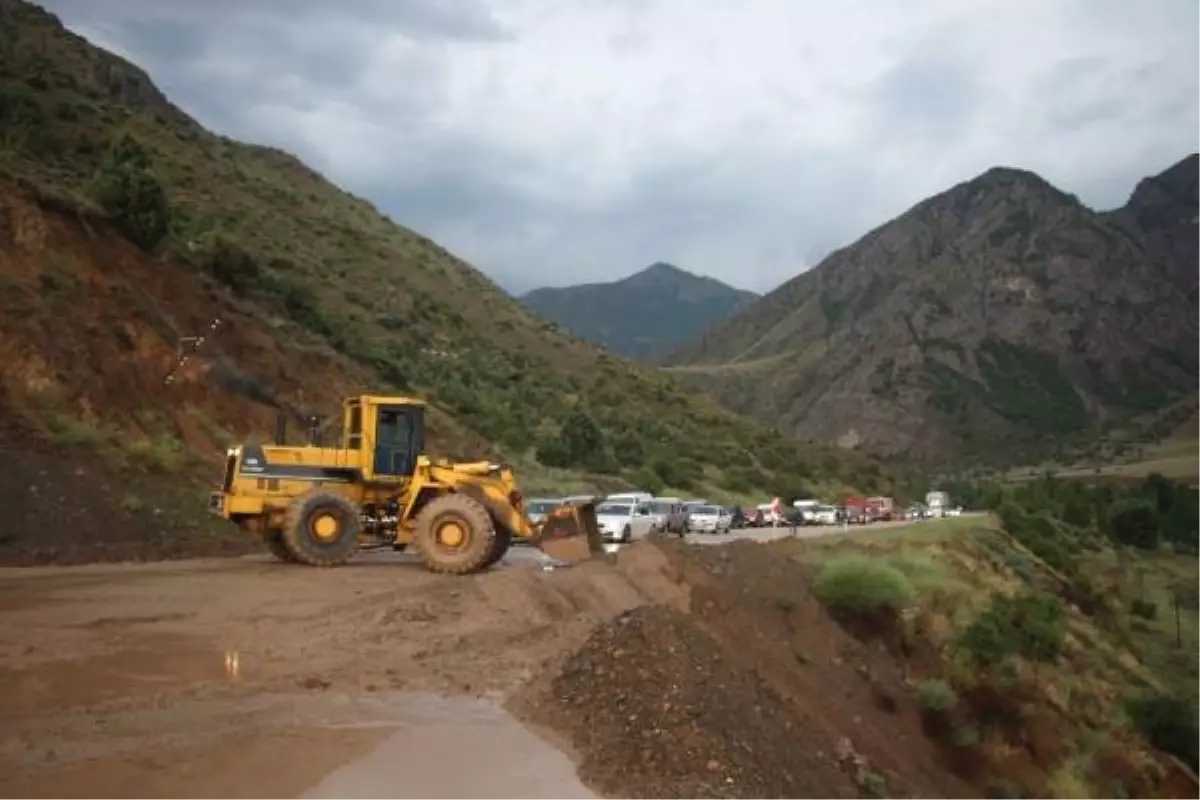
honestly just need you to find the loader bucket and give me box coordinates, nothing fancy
[535,498,605,564]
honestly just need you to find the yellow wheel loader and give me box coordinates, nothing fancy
[208,394,604,574]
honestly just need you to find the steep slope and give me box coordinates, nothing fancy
[521,262,758,361]
[663,157,1200,466]
[0,0,886,565]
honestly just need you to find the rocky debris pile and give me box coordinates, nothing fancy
[519,604,858,799]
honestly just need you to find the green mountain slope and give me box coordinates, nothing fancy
[0,0,887,505]
[521,262,758,361]
[663,157,1199,468]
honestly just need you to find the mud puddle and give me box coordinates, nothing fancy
[2,686,594,798]
[303,693,594,799]
[0,633,242,717]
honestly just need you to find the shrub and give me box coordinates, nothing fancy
[202,237,262,292]
[915,678,959,713]
[1129,598,1158,620]
[626,466,664,496]
[90,133,171,251]
[813,556,916,614]
[1108,499,1161,550]
[957,591,1065,667]
[1125,692,1198,771]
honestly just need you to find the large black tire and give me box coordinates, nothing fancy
[481,525,512,569]
[264,530,297,563]
[281,489,361,567]
[412,493,497,575]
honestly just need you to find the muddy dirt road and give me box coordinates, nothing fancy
[0,545,664,798]
[0,523,970,799]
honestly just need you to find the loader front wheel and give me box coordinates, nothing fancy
[282,489,361,567]
[482,526,512,569]
[413,493,496,575]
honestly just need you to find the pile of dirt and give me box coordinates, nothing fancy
[514,538,977,799]
[518,604,858,799]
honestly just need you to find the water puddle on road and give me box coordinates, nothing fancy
[0,633,243,716]
[303,693,594,799]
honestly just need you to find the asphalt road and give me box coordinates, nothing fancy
[509,516,974,564]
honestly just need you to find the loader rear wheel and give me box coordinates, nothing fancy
[264,531,297,563]
[412,493,496,575]
[282,489,361,567]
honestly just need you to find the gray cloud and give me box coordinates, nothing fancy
[39,0,1200,295]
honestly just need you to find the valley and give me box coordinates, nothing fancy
[0,1,1196,798]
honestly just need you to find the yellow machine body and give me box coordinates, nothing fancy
[209,395,604,573]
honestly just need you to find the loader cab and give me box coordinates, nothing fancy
[343,395,426,480]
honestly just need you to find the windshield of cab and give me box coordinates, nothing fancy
[596,503,631,516]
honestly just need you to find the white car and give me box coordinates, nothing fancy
[811,505,839,525]
[686,504,731,534]
[594,501,655,543]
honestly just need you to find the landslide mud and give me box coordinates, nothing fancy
[1,537,975,798]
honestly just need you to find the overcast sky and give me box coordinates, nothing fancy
[40,0,1200,295]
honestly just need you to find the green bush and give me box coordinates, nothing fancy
[957,591,1065,667]
[915,678,959,712]
[90,133,171,251]
[1125,691,1199,770]
[650,453,703,491]
[1129,598,1158,620]
[202,237,263,292]
[812,556,916,615]
[626,466,665,496]
[1108,499,1161,550]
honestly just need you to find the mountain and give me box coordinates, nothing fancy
[521,263,758,361]
[662,156,1200,467]
[0,0,888,561]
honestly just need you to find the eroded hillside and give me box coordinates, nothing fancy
[663,158,1199,467]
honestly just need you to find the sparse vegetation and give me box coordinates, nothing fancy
[662,154,1196,470]
[782,507,1199,798]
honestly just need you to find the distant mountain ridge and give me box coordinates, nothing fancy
[521,262,758,361]
[662,155,1200,466]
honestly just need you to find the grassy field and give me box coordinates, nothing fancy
[1006,436,1198,484]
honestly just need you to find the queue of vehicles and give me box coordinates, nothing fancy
[524,489,961,546]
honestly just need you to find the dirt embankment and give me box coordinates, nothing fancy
[514,539,973,799]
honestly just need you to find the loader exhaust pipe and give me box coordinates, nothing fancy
[274,413,287,446]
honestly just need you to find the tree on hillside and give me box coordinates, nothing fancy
[1107,499,1161,550]
[91,132,171,251]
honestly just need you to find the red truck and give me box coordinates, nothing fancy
[844,496,892,524]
